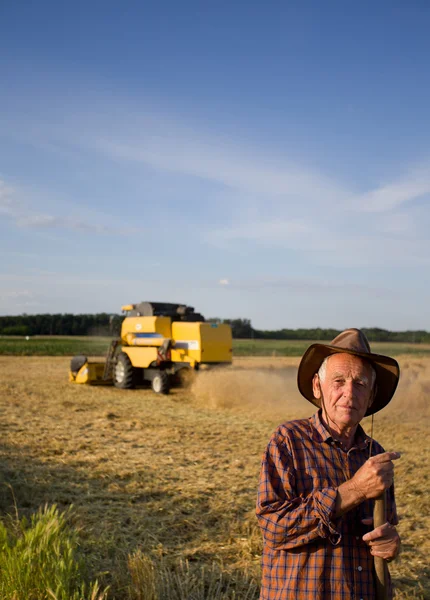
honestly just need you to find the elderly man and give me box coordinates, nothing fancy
[256,329,401,600]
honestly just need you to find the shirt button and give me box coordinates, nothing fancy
[356,536,359,540]
[357,566,363,572]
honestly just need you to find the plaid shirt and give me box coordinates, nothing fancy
[256,411,397,600]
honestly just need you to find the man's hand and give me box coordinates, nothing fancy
[362,518,400,561]
[335,452,400,517]
[349,452,401,501]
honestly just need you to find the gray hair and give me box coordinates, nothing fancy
[318,355,376,388]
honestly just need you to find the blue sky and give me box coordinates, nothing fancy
[1,1,429,329]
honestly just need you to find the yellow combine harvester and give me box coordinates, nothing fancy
[69,302,232,394]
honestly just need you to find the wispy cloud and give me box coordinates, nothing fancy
[352,164,430,213]
[92,135,347,205]
[0,289,41,310]
[215,275,390,295]
[0,178,135,235]
[0,289,33,300]
[70,112,429,266]
[214,218,312,240]
[2,96,430,270]
[2,105,348,206]
[0,179,16,216]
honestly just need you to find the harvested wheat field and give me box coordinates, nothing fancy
[0,356,429,599]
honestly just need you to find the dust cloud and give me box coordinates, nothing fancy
[191,361,309,421]
[191,356,430,421]
[386,358,430,418]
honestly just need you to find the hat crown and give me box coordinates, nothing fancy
[330,328,371,354]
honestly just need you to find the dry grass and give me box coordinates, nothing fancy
[0,356,429,598]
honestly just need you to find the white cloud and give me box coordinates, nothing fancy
[219,279,229,286]
[0,289,33,299]
[0,179,16,216]
[2,106,348,207]
[374,212,416,235]
[352,164,430,213]
[208,218,313,247]
[0,178,136,235]
[2,99,430,272]
[93,135,347,204]
[215,275,389,295]
[0,289,41,311]
[73,113,429,269]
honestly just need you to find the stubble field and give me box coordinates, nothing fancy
[0,354,429,599]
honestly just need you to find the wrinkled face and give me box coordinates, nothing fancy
[312,353,374,431]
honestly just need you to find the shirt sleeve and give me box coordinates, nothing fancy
[256,430,342,550]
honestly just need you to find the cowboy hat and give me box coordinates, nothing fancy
[297,328,400,416]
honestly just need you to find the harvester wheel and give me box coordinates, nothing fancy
[151,371,170,394]
[113,352,136,389]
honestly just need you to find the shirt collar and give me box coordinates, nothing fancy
[310,409,370,451]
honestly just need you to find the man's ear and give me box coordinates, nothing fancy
[312,373,321,399]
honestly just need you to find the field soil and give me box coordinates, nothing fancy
[0,356,429,598]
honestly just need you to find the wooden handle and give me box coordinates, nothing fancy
[374,493,388,600]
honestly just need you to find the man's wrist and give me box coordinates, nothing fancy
[335,480,366,517]
[347,477,367,504]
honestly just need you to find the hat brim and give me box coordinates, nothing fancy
[297,344,400,416]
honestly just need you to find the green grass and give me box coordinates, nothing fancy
[0,337,111,357]
[0,504,108,600]
[0,502,257,600]
[1,336,430,357]
[233,338,430,357]
[233,339,313,356]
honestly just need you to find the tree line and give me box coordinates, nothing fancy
[0,313,123,337]
[209,318,430,343]
[1,313,430,343]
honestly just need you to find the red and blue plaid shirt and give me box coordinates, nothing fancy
[256,411,397,600]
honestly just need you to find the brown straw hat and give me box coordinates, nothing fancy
[297,328,400,416]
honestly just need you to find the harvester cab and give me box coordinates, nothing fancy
[69,302,232,394]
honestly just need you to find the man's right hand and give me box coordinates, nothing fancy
[350,452,401,501]
[335,452,401,517]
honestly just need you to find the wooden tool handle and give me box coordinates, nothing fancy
[374,493,388,600]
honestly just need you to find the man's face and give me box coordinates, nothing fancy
[312,353,374,431]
